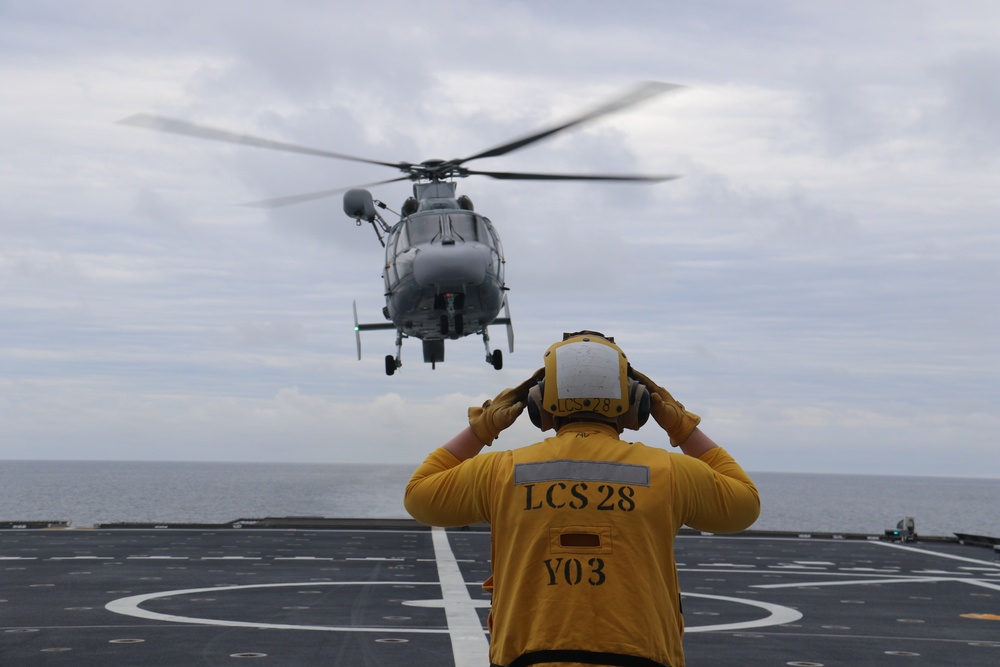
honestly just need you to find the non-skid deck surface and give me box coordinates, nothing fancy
[2,526,999,665]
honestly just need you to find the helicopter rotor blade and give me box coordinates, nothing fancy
[118,113,405,170]
[455,81,685,165]
[239,176,412,208]
[465,169,681,183]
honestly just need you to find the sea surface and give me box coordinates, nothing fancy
[1,461,998,538]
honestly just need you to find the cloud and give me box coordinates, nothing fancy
[0,0,997,477]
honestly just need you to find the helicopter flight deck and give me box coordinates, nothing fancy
[3,521,999,666]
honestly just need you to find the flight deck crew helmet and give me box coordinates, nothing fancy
[526,331,650,433]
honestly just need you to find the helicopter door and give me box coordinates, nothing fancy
[383,226,402,289]
[487,220,504,282]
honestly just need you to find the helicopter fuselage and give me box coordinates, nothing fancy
[350,180,512,373]
[383,206,505,342]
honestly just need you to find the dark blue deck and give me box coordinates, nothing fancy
[2,523,999,665]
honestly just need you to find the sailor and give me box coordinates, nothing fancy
[405,331,760,667]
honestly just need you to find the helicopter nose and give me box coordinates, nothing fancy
[412,243,489,288]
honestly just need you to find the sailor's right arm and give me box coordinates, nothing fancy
[404,444,492,527]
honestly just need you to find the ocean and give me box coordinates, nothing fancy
[1,461,997,538]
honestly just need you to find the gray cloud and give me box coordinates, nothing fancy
[0,0,997,476]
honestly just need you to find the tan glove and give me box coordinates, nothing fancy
[468,368,545,445]
[630,368,701,447]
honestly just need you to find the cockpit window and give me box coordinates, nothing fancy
[396,212,495,251]
[448,213,478,242]
[449,213,495,247]
[405,216,442,246]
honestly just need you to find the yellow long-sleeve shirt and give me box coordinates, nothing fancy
[405,422,760,667]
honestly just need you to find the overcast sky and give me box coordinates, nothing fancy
[1,0,997,477]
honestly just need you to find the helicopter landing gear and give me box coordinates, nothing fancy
[482,328,503,370]
[384,331,403,376]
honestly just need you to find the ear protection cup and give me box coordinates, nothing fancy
[527,381,553,431]
[617,378,651,431]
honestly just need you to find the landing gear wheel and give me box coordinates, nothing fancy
[491,349,503,370]
[385,355,396,376]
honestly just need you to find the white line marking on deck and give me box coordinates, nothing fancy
[105,581,449,633]
[681,593,802,632]
[963,579,1000,592]
[873,540,1000,568]
[755,577,953,589]
[431,526,490,666]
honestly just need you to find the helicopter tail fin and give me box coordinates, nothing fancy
[353,301,362,360]
[492,297,514,353]
[353,301,397,360]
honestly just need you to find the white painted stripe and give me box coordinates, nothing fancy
[962,579,1000,592]
[839,567,900,573]
[101,578,803,638]
[682,592,802,632]
[912,569,967,575]
[105,581,449,633]
[431,526,490,666]
[683,567,926,581]
[873,540,1000,568]
[755,576,953,589]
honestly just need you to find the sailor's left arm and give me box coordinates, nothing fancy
[442,425,488,461]
[675,433,760,534]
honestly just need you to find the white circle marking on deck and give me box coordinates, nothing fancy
[105,583,800,634]
[681,593,803,632]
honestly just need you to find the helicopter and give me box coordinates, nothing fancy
[119,81,683,375]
